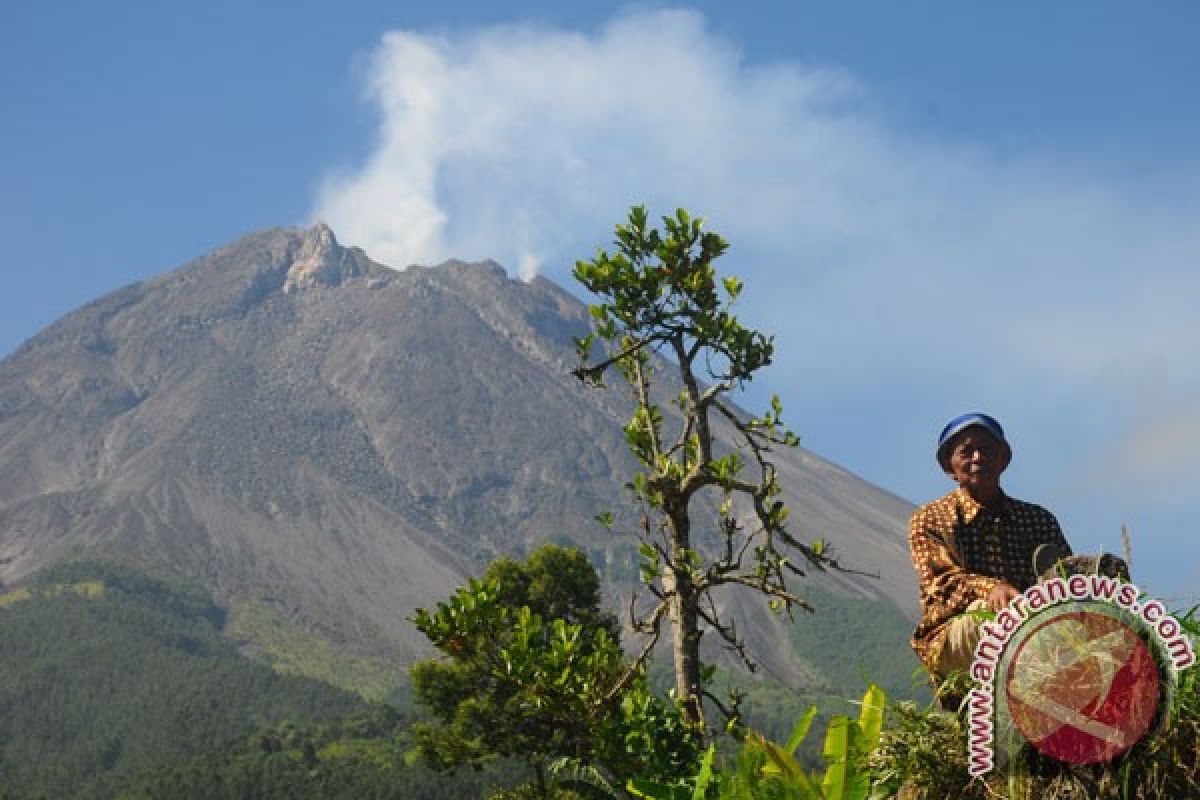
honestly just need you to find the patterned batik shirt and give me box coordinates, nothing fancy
[908,487,1072,671]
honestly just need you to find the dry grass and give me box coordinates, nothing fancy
[868,610,1199,799]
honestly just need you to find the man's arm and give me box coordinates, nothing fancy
[985,581,1020,611]
[909,508,1001,629]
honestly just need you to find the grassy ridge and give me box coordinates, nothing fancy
[225,597,406,702]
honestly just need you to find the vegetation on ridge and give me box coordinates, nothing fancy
[0,552,920,799]
[0,560,366,799]
[226,597,405,702]
[119,706,531,800]
[868,606,1200,799]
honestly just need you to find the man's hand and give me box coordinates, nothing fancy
[986,581,1020,611]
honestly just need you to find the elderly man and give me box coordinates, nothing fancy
[909,412,1073,681]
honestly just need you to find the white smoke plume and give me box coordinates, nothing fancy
[313,10,866,279]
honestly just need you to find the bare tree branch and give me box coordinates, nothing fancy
[572,332,663,383]
[597,602,667,711]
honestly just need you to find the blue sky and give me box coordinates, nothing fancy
[3,2,1198,603]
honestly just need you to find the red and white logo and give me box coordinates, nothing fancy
[1003,609,1160,764]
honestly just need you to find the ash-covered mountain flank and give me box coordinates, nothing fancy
[0,224,916,676]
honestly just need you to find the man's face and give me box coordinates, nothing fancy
[944,427,1009,498]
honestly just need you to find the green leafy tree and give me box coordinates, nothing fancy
[573,206,840,732]
[411,544,699,796]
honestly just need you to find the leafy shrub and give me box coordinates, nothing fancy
[629,685,886,800]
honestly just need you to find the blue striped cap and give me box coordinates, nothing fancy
[936,412,1007,467]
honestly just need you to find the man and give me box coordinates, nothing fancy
[909,412,1073,681]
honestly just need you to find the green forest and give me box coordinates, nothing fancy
[0,559,543,799]
[0,553,908,797]
[6,553,1193,799]
[0,555,928,799]
[0,560,365,798]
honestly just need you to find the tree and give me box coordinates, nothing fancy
[573,206,836,733]
[411,543,698,796]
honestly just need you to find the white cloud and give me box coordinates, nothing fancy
[313,9,1200,598]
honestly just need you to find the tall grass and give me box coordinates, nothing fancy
[867,608,1200,799]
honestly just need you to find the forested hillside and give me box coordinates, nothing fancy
[0,556,928,799]
[0,562,365,798]
[118,707,530,800]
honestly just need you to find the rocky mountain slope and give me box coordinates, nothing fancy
[0,224,917,681]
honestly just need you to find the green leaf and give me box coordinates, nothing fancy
[820,717,852,799]
[821,717,870,800]
[759,733,822,797]
[630,205,648,230]
[692,745,717,799]
[855,684,885,755]
[627,779,690,800]
[785,705,818,756]
[573,333,595,361]
[595,511,614,530]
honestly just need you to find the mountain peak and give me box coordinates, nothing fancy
[0,222,918,678]
[282,222,363,292]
